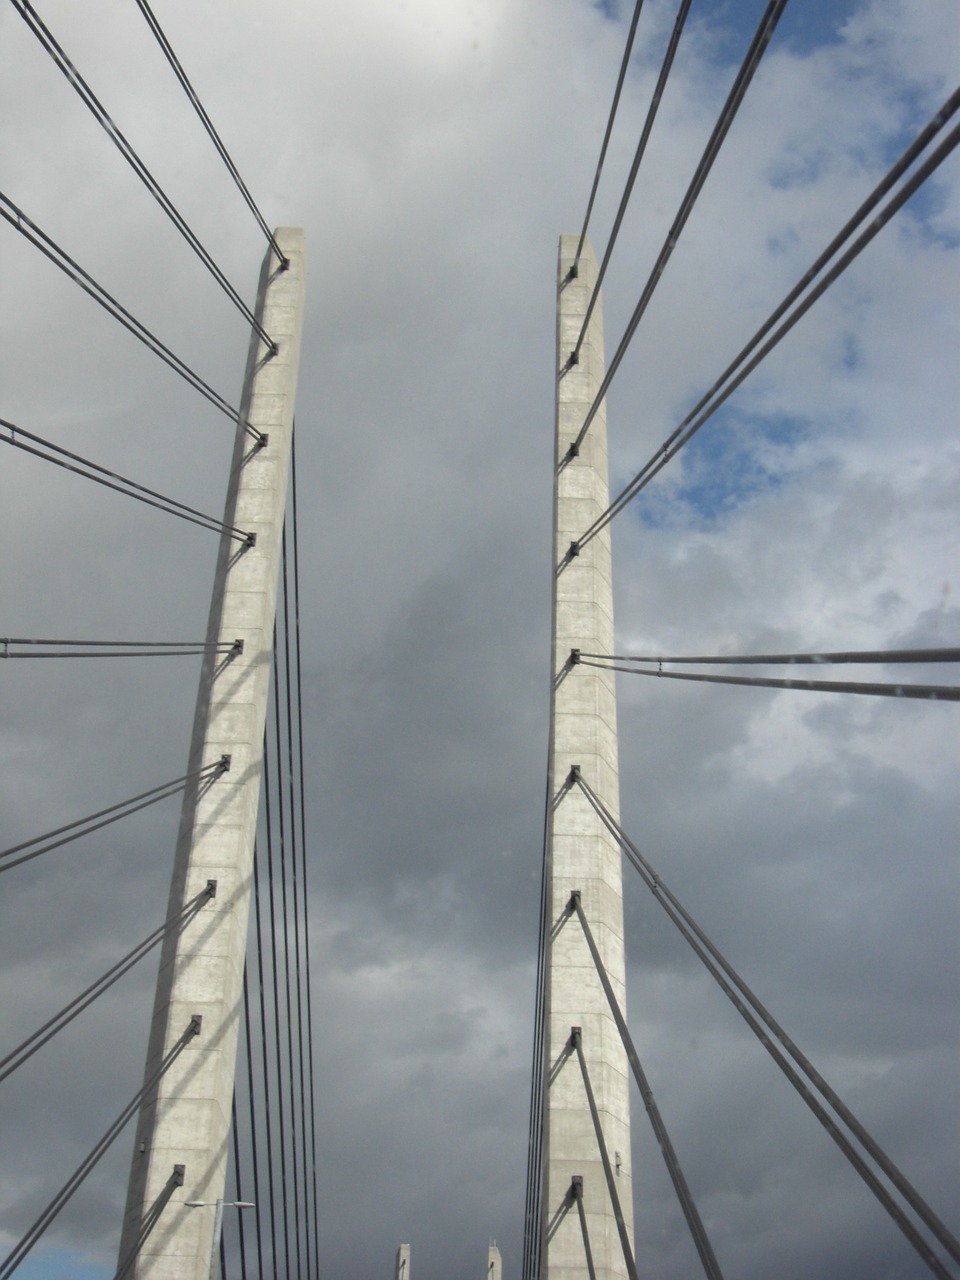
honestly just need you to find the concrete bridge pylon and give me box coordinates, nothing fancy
[117,228,306,1279]
[540,234,634,1280]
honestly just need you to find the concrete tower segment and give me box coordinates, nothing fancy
[542,235,634,1280]
[117,228,306,1278]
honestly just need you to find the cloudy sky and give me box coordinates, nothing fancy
[1,1,957,1278]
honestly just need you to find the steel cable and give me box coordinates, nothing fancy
[252,843,281,1279]
[0,1017,201,1279]
[573,107,960,550]
[134,0,287,267]
[0,757,228,872]
[281,520,313,1277]
[573,0,647,270]
[10,0,276,351]
[0,418,254,542]
[570,893,724,1279]
[522,768,553,1280]
[0,194,263,442]
[0,885,212,1084]
[582,82,960,510]
[579,646,960,666]
[262,733,293,1276]
[230,1093,250,1280]
[568,0,789,457]
[241,969,267,1280]
[571,1178,598,1280]
[579,659,960,701]
[270,632,304,1275]
[113,1165,184,1280]
[291,431,323,1268]
[570,0,694,365]
[569,1029,639,1280]
[2,637,240,659]
[570,770,960,1274]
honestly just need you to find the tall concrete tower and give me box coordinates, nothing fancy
[540,235,634,1279]
[116,228,306,1278]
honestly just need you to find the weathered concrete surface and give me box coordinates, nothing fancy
[542,235,634,1280]
[117,229,306,1279]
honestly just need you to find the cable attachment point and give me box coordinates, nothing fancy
[205,879,218,899]
[218,754,232,774]
[173,1164,186,1186]
[188,1014,202,1037]
[568,540,580,560]
[570,648,581,666]
[231,638,244,656]
[244,532,257,549]
[255,433,269,451]
[565,441,580,462]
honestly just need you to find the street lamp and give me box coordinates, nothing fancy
[184,1199,256,1279]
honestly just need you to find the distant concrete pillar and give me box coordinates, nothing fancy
[395,1242,412,1280]
[487,1242,503,1280]
[117,228,306,1278]
[541,236,634,1280]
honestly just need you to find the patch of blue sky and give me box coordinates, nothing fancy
[592,0,622,22]
[764,143,834,193]
[680,0,863,66]
[838,330,862,374]
[775,0,864,54]
[592,0,861,53]
[861,84,958,179]
[596,0,950,191]
[12,1250,110,1280]
[628,404,810,530]
[764,130,957,264]
[897,177,960,251]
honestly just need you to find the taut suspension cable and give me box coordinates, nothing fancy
[0,1018,201,1279]
[569,768,960,1276]
[10,0,276,350]
[0,756,229,873]
[0,886,214,1085]
[0,195,265,443]
[569,0,694,367]
[572,0,646,271]
[572,101,960,550]
[0,418,255,542]
[567,0,789,458]
[134,0,288,267]
[569,891,724,1279]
